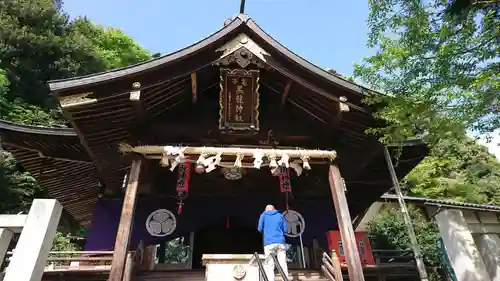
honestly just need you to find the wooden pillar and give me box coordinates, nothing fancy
[142,245,156,270]
[328,164,365,281]
[109,159,142,281]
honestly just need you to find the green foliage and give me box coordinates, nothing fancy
[359,1,499,277]
[368,207,439,265]
[0,150,45,214]
[370,137,499,279]
[70,17,151,69]
[354,0,499,145]
[51,232,81,252]
[406,137,500,205]
[368,207,442,280]
[0,0,151,246]
[0,0,104,110]
[164,238,189,264]
[0,0,152,126]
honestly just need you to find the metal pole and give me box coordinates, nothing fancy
[383,147,429,281]
[299,234,306,268]
[188,232,195,269]
[239,0,246,13]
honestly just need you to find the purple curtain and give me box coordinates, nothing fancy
[84,197,338,251]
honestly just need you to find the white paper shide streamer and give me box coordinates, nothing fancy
[253,150,264,169]
[150,145,337,176]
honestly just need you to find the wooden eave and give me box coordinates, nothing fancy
[0,120,99,225]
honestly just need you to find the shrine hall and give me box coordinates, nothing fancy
[0,13,428,281]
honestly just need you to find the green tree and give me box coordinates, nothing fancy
[371,137,499,280]
[0,0,152,250]
[70,17,151,69]
[354,0,499,145]
[0,0,107,112]
[0,150,44,214]
[405,137,500,205]
[368,207,442,280]
[0,0,152,126]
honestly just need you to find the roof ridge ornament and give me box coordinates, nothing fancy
[214,33,268,68]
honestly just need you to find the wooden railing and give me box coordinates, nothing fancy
[4,241,147,275]
[321,251,343,281]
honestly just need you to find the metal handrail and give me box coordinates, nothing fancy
[253,252,269,281]
[270,253,289,281]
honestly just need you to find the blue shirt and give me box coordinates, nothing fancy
[257,210,287,246]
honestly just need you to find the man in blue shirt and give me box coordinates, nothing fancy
[257,205,288,281]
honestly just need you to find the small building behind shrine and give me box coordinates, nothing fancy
[0,13,429,281]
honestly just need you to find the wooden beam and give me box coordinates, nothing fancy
[328,164,365,281]
[109,159,142,281]
[130,82,146,121]
[332,96,350,126]
[280,80,293,109]
[60,104,113,193]
[191,72,197,103]
[59,92,97,108]
[338,96,350,112]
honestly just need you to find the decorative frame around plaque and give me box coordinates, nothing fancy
[219,68,260,131]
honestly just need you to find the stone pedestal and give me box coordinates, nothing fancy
[202,254,266,281]
[435,209,491,281]
[476,234,500,281]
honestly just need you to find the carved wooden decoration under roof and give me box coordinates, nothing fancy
[214,33,268,69]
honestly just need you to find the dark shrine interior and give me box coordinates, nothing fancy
[191,216,263,269]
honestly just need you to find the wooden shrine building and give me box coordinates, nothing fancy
[0,14,428,281]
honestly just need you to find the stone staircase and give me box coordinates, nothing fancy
[135,269,327,281]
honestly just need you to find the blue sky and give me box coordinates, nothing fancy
[63,0,372,77]
[63,0,499,159]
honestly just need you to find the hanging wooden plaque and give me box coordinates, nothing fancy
[219,68,260,131]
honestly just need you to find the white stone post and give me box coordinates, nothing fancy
[0,228,13,267]
[3,199,62,281]
[476,234,500,281]
[435,209,491,281]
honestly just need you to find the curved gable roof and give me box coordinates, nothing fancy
[0,119,75,136]
[48,14,372,97]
